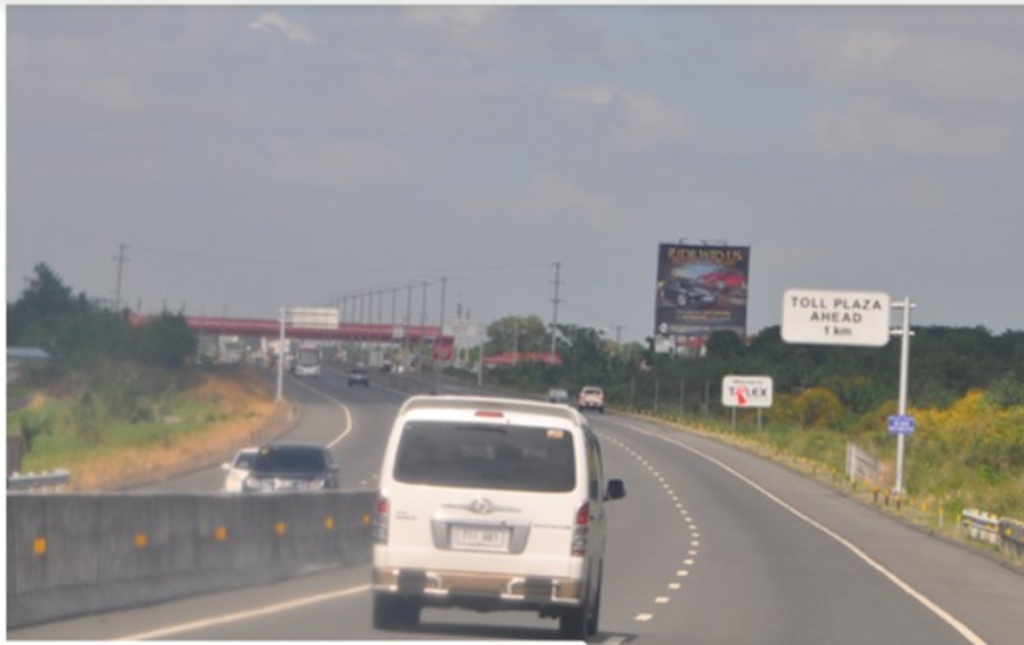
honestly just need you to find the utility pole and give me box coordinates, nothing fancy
[420,281,430,371]
[434,277,447,392]
[550,262,563,356]
[613,325,626,347]
[113,243,129,312]
[404,284,414,370]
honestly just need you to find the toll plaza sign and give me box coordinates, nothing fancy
[782,289,891,347]
[722,375,773,408]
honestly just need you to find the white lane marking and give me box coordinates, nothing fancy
[676,570,689,577]
[669,582,682,590]
[287,376,353,449]
[610,419,993,645]
[635,613,654,622]
[115,584,370,640]
[655,596,671,604]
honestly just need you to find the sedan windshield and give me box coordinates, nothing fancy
[253,447,326,474]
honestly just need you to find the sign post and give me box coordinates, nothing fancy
[891,296,915,494]
[275,306,341,402]
[276,308,286,402]
[721,375,773,430]
[782,288,914,495]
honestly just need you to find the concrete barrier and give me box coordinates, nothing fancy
[6,491,376,628]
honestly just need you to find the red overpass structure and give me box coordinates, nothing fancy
[130,314,444,344]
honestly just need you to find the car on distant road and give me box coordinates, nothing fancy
[547,387,570,404]
[577,386,605,413]
[293,345,322,378]
[242,443,340,493]
[348,366,370,387]
[222,447,259,493]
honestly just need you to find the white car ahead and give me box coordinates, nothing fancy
[221,447,258,493]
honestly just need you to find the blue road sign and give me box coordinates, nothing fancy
[888,414,915,435]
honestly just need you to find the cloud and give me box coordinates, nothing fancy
[267,138,406,187]
[405,6,498,35]
[446,172,614,230]
[554,83,691,153]
[809,98,1011,158]
[759,15,1024,105]
[250,12,318,45]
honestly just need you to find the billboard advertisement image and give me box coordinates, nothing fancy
[654,242,751,349]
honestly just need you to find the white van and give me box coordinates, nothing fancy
[372,395,625,639]
[292,345,322,378]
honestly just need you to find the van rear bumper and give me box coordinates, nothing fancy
[373,567,583,607]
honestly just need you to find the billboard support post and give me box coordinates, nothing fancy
[892,296,915,495]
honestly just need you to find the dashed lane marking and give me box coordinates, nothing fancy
[611,418,994,645]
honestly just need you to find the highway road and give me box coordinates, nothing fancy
[9,366,1024,643]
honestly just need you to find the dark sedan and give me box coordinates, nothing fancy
[242,443,340,493]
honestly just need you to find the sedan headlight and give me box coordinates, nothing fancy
[243,476,271,492]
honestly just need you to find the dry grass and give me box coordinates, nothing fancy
[68,372,289,491]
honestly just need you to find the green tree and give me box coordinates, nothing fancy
[8,263,81,348]
[485,315,550,355]
[131,313,198,367]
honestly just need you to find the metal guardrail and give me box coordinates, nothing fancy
[7,470,70,492]
[998,517,1024,557]
[962,508,1024,557]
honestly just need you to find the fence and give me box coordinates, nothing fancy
[7,469,71,492]
[961,508,1024,558]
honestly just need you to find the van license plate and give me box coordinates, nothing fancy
[450,525,511,552]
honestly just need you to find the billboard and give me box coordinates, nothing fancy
[654,243,751,349]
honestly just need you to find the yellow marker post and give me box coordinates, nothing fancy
[33,537,47,556]
[214,526,228,542]
[134,533,148,549]
[275,522,287,537]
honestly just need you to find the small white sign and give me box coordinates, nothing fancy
[286,307,340,330]
[444,318,481,341]
[781,289,891,347]
[722,375,773,408]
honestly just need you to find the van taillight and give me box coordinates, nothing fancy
[571,502,589,556]
[374,496,389,544]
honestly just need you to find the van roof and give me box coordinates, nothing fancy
[397,395,584,426]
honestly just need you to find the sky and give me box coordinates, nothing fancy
[5,5,1024,344]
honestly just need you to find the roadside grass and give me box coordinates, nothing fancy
[7,366,277,490]
[630,393,1024,560]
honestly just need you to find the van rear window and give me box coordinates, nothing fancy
[394,422,576,492]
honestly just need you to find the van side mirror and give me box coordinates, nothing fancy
[605,479,626,501]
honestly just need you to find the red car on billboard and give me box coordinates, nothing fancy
[696,268,747,291]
